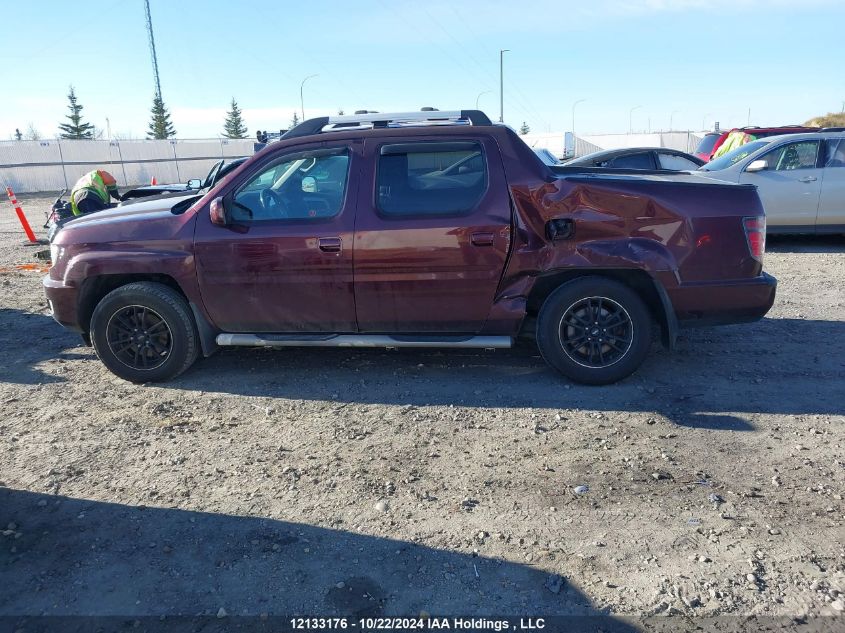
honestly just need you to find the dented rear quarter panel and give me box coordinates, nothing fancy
[488,127,769,327]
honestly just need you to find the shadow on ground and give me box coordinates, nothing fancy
[0,488,638,631]
[0,309,91,386]
[4,308,844,431]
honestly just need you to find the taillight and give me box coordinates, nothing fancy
[743,216,766,261]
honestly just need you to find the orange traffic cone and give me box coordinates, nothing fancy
[151,176,157,185]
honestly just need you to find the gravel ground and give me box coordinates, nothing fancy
[0,194,843,629]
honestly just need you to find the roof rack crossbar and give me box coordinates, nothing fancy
[282,109,492,140]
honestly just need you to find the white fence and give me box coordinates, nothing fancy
[0,138,255,194]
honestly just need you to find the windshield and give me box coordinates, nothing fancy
[700,140,769,171]
[202,160,224,188]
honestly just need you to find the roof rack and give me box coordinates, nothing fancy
[281,109,493,140]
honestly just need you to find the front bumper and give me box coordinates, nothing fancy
[43,274,82,332]
[668,272,777,327]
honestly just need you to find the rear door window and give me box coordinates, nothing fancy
[609,152,654,169]
[376,142,487,216]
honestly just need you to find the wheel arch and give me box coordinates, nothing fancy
[78,274,218,356]
[524,268,677,349]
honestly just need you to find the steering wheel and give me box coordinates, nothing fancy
[259,188,287,217]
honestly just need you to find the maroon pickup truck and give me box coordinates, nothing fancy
[44,110,776,385]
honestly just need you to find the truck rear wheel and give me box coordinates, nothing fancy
[536,277,652,385]
[90,282,199,383]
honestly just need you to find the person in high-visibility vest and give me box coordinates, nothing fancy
[69,169,121,216]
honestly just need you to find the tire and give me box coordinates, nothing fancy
[536,276,652,385]
[90,282,199,383]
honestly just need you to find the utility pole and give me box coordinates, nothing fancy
[499,49,509,123]
[143,0,162,101]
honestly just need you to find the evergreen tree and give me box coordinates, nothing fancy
[222,98,248,139]
[147,95,176,139]
[519,121,530,135]
[290,112,300,129]
[58,86,95,139]
[14,128,22,141]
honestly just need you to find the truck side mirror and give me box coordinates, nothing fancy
[209,196,229,226]
[745,159,768,173]
[187,178,202,189]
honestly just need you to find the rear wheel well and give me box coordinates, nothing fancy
[78,274,188,334]
[524,269,672,342]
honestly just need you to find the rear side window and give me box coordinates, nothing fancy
[609,152,653,169]
[695,134,720,156]
[376,142,487,216]
[658,153,701,171]
[759,141,820,171]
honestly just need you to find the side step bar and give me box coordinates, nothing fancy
[216,333,512,349]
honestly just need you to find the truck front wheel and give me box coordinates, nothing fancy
[90,282,199,383]
[536,277,652,385]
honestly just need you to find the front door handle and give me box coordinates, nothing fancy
[318,237,342,252]
[470,232,495,246]
[799,176,818,183]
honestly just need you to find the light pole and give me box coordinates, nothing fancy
[476,90,492,110]
[669,110,680,131]
[629,105,642,134]
[300,74,318,121]
[499,49,509,123]
[571,98,586,145]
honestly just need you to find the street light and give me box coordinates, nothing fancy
[300,74,318,121]
[476,90,492,110]
[669,110,680,131]
[629,105,642,134]
[499,49,509,123]
[571,99,586,144]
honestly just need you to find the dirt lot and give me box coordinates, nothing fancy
[1,194,843,629]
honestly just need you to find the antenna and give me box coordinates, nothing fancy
[144,0,162,101]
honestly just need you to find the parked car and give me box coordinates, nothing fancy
[696,126,818,162]
[121,158,248,201]
[564,147,704,171]
[44,109,776,385]
[696,131,845,234]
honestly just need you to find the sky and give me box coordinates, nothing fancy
[2,0,844,140]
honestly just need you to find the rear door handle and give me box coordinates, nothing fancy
[470,232,495,246]
[318,237,342,252]
[799,176,818,183]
